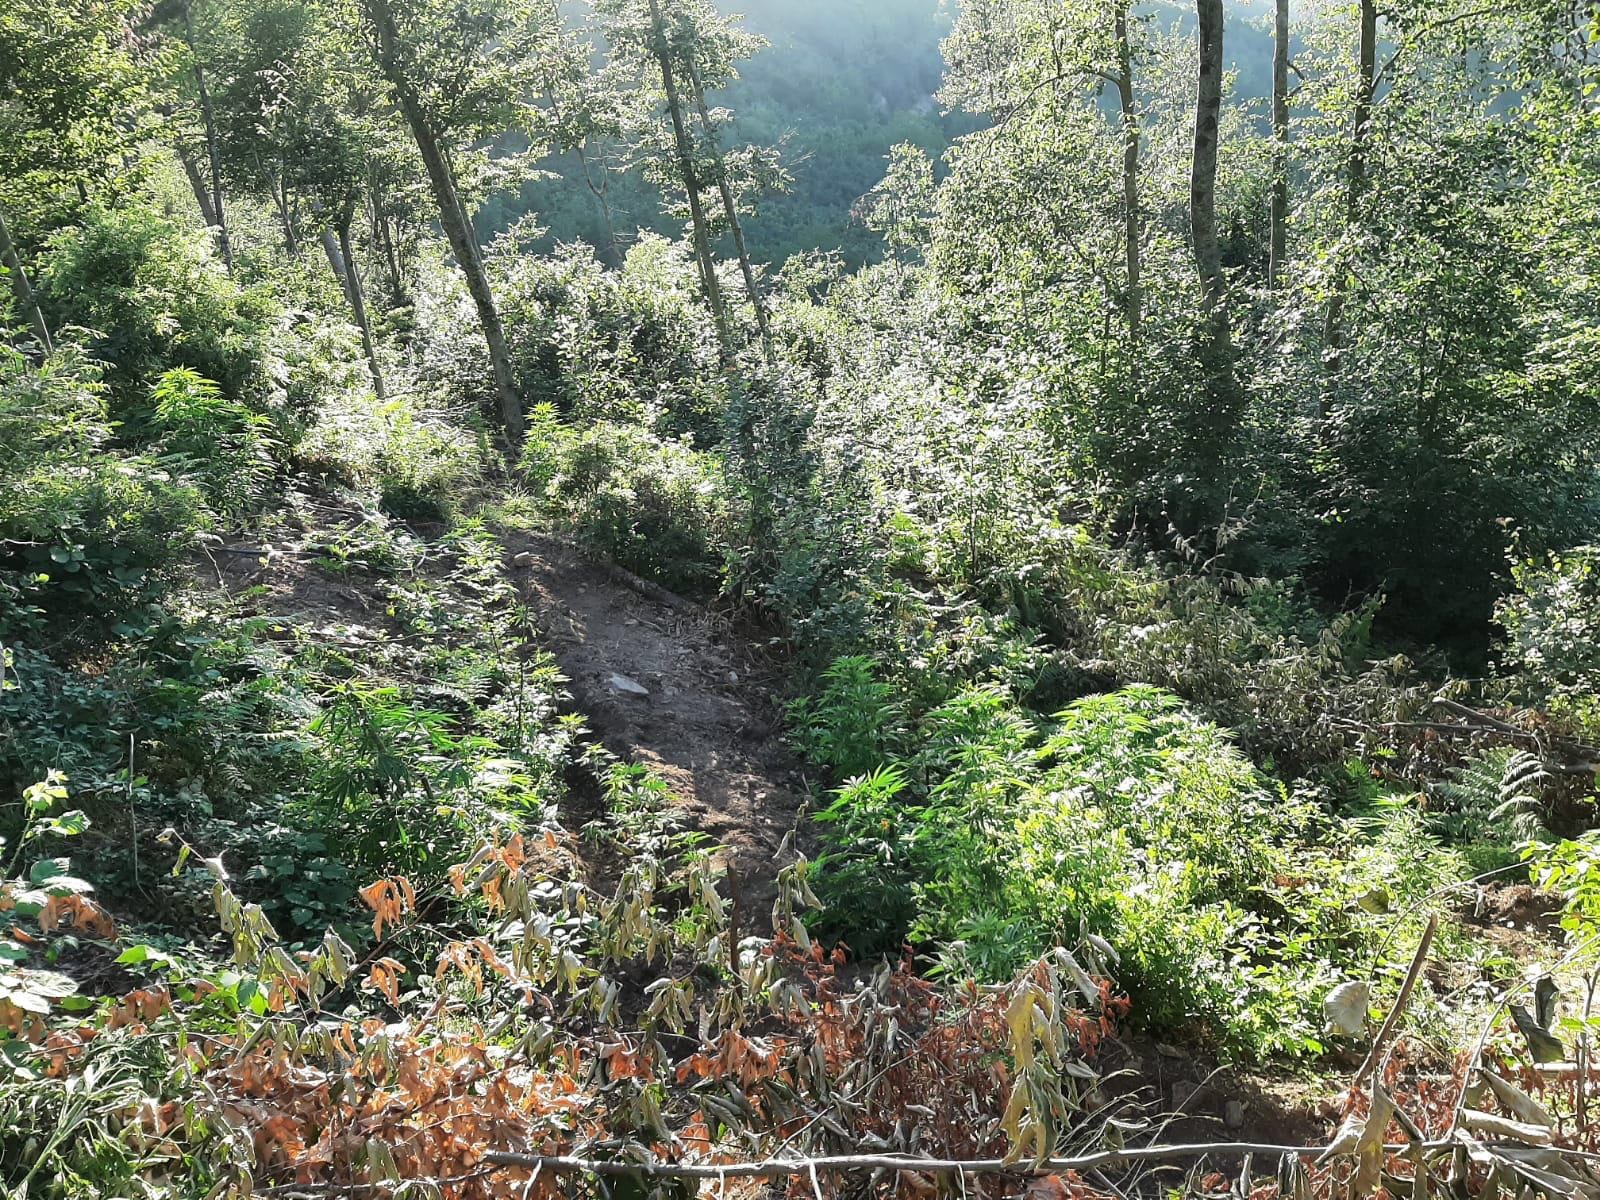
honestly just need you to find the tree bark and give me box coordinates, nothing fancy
[1268,0,1289,290]
[1190,0,1226,313]
[272,177,299,256]
[337,212,388,404]
[1323,0,1375,373]
[182,0,232,273]
[684,55,771,355]
[572,143,622,265]
[0,205,53,355]
[321,226,349,288]
[646,0,731,356]
[361,0,524,444]
[1188,0,1241,483]
[177,144,220,227]
[1113,1,1141,354]
[367,166,409,306]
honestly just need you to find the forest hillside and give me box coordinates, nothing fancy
[3,0,1600,1197]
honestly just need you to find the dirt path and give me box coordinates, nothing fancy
[506,533,815,915]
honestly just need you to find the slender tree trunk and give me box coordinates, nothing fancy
[272,177,299,256]
[177,144,219,227]
[537,42,623,268]
[321,227,349,290]
[337,212,387,403]
[685,56,771,354]
[577,145,621,266]
[1268,0,1289,290]
[367,166,408,306]
[1190,0,1226,313]
[646,0,731,355]
[1324,0,1375,373]
[1113,1,1141,356]
[362,0,524,444]
[0,205,53,355]
[182,0,232,273]
[1189,0,1241,487]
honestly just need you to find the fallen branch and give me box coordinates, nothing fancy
[1347,699,1600,776]
[1355,913,1439,1087]
[510,539,702,616]
[1433,697,1600,757]
[480,1141,1452,1179]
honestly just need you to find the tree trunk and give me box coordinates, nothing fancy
[646,0,731,356]
[362,0,524,444]
[1190,0,1226,312]
[177,144,219,227]
[182,0,232,273]
[577,145,621,266]
[367,166,408,306]
[1113,1,1141,355]
[272,177,299,256]
[0,205,53,355]
[321,226,350,289]
[1268,0,1289,290]
[337,213,388,404]
[1323,0,1375,373]
[684,56,771,355]
[1189,0,1241,485]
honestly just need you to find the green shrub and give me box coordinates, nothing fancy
[39,205,271,419]
[494,235,726,442]
[151,367,276,518]
[523,419,735,593]
[375,412,480,524]
[0,346,208,625]
[811,675,1466,1058]
[786,655,902,778]
[293,385,482,523]
[1498,547,1600,704]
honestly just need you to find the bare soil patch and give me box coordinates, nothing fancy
[505,532,816,918]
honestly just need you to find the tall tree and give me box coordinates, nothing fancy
[1113,0,1141,351]
[643,0,730,353]
[938,0,1147,362]
[675,0,777,350]
[1187,0,1243,491]
[352,0,561,445]
[1268,0,1290,290]
[178,0,233,271]
[1,0,149,350]
[0,205,51,353]
[288,3,404,402]
[685,57,768,350]
[599,0,784,354]
[1189,0,1226,315]
[1323,0,1376,371]
[207,0,317,256]
[176,143,219,227]
[530,1,628,264]
[334,197,386,403]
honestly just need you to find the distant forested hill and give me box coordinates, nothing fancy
[483,0,1283,269]
[717,0,962,266]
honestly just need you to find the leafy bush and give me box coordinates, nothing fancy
[1498,547,1600,705]
[151,367,276,518]
[494,235,727,443]
[0,772,106,1035]
[292,380,483,524]
[521,418,735,593]
[786,655,902,778]
[38,205,271,419]
[811,676,1465,1058]
[0,346,208,626]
